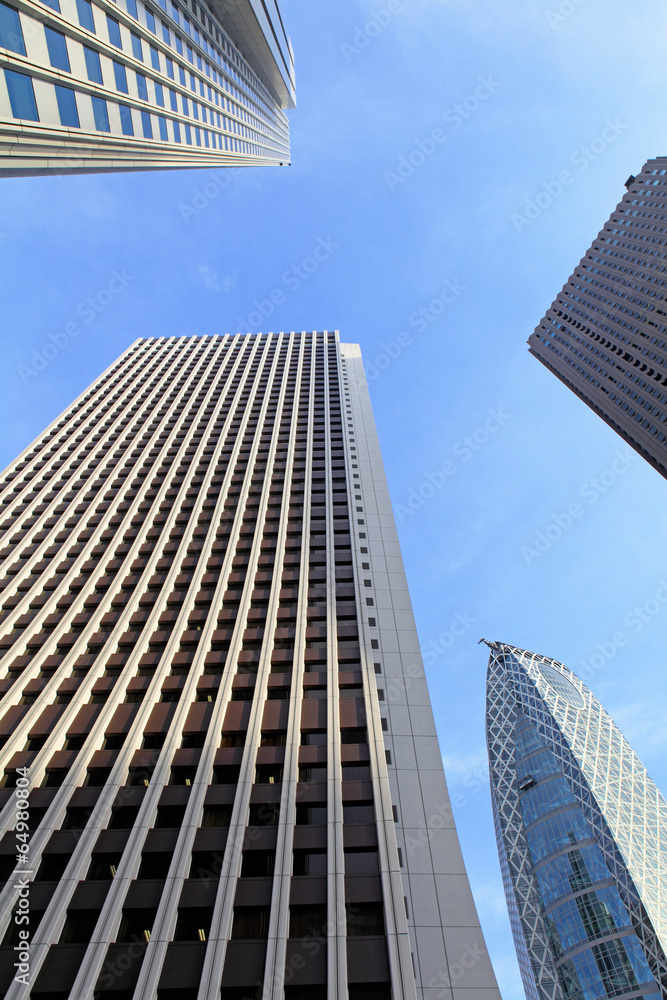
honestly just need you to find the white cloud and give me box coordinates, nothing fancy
[196,265,238,293]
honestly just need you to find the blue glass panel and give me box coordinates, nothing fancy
[83,46,103,83]
[172,119,180,142]
[169,89,177,111]
[154,82,164,107]
[158,115,168,140]
[136,72,148,100]
[92,95,109,131]
[45,27,71,72]
[55,85,79,126]
[145,8,155,32]
[75,0,94,30]
[140,109,152,138]
[527,809,593,863]
[131,32,142,60]
[546,888,632,957]
[520,776,576,826]
[107,15,122,48]
[0,2,26,55]
[125,0,137,17]
[161,20,169,43]
[150,45,160,69]
[166,57,174,79]
[119,103,133,135]
[184,122,191,144]
[41,0,60,11]
[4,68,38,120]
[113,61,128,93]
[534,845,611,907]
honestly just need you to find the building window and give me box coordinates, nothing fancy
[113,61,128,93]
[136,72,148,100]
[91,95,110,131]
[4,69,38,121]
[154,81,164,105]
[83,46,103,83]
[145,7,156,32]
[158,115,168,139]
[45,27,71,72]
[0,1,26,54]
[131,31,143,60]
[107,15,122,47]
[55,85,79,127]
[150,44,160,69]
[141,109,152,138]
[76,0,95,32]
[119,104,133,134]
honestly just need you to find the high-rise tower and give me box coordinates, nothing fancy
[528,157,667,479]
[485,641,667,1000]
[0,333,500,1000]
[0,0,294,176]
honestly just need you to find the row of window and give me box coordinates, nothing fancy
[1,0,282,137]
[4,67,259,152]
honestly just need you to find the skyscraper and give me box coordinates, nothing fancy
[485,640,667,1000]
[0,332,501,1000]
[0,0,294,176]
[528,157,667,480]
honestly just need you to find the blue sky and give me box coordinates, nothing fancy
[2,0,667,994]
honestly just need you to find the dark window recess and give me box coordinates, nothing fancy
[293,850,327,877]
[345,848,380,876]
[212,765,240,784]
[240,851,275,878]
[220,732,245,748]
[341,764,371,781]
[61,806,93,831]
[108,806,140,829]
[59,910,96,944]
[289,906,327,939]
[340,728,367,745]
[142,733,165,749]
[343,803,375,825]
[230,907,270,940]
[248,803,280,827]
[255,765,283,785]
[346,903,385,936]
[87,853,122,880]
[201,804,232,827]
[174,907,213,941]
[296,804,327,826]
[137,852,172,879]
[300,730,327,746]
[181,733,205,749]
[155,804,186,828]
[116,908,155,943]
[189,851,224,880]
[35,854,70,881]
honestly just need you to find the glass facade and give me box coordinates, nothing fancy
[0,0,294,175]
[486,643,667,1000]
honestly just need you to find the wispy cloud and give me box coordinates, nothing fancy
[195,264,239,294]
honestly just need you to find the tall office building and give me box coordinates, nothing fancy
[484,641,667,1000]
[0,332,501,1000]
[528,157,667,479]
[0,0,294,175]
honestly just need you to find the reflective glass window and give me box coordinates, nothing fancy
[83,46,103,83]
[55,85,79,126]
[4,68,38,120]
[0,2,26,55]
[45,27,71,72]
